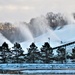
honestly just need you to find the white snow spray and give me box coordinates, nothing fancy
[14,16,61,44]
[31,16,61,44]
[0,33,13,47]
[14,22,34,41]
[34,16,61,42]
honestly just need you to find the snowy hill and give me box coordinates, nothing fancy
[55,24,75,42]
[21,24,75,53]
[20,29,61,53]
[34,24,75,47]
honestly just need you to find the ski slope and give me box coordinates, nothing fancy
[21,24,75,53]
[55,24,75,42]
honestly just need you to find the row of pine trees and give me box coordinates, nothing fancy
[0,42,75,63]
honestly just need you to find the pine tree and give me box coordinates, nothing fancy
[27,43,40,63]
[11,42,25,63]
[56,47,66,63]
[0,46,3,63]
[71,47,75,62]
[40,42,53,63]
[1,42,11,63]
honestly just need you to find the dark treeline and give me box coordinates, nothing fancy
[0,42,75,64]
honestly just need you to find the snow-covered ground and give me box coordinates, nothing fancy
[55,24,75,42]
[21,24,75,53]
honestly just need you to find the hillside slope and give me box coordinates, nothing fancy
[21,24,75,53]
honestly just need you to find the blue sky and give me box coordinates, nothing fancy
[0,0,75,22]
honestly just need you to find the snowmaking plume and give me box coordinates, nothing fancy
[14,22,34,41]
[0,33,13,47]
[31,16,61,43]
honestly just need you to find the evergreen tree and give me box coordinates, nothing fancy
[27,43,40,63]
[40,42,53,63]
[71,47,75,62]
[0,46,3,63]
[56,47,66,63]
[18,50,25,63]
[1,42,11,63]
[11,42,25,63]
